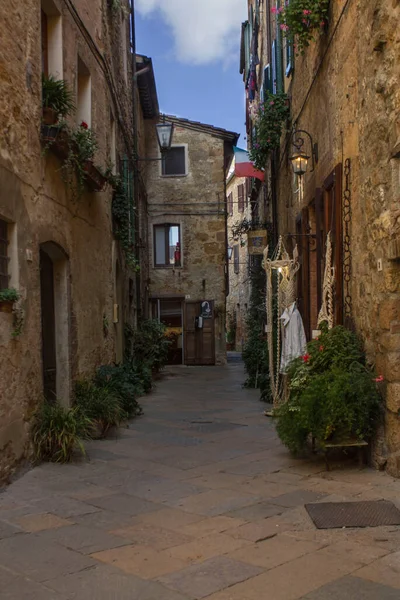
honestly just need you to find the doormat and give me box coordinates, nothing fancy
[305,500,400,529]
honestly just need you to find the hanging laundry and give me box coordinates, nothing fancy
[280,302,307,372]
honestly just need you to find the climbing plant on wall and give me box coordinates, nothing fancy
[249,92,290,171]
[274,0,329,55]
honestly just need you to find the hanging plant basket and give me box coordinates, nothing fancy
[83,161,107,192]
[40,125,70,161]
[0,300,13,313]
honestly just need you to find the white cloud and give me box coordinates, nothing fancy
[136,0,247,65]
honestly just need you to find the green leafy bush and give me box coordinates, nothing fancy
[0,288,20,303]
[32,402,90,463]
[74,381,124,438]
[95,363,143,418]
[249,93,290,171]
[275,326,381,454]
[276,0,329,55]
[130,319,170,374]
[42,74,75,117]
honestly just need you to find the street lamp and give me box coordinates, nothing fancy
[137,116,174,161]
[289,129,318,177]
[155,120,174,153]
[227,246,233,260]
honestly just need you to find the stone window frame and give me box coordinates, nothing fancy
[153,223,182,269]
[160,144,189,178]
[0,217,18,291]
[41,0,64,79]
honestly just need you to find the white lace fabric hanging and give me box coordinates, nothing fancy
[317,231,335,330]
[263,237,301,407]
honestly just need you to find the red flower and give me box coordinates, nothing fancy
[374,375,384,383]
[80,121,89,129]
[302,354,310,363]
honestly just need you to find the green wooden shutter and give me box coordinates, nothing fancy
[244,22,250,79]
[264,65,272,95]
[275,28,284,93]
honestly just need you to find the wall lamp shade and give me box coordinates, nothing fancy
[227,246,233,260]
[289,129,318,177]
[290,151,310,176]
[155,122,174,152]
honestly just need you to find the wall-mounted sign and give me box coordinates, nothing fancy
[200,301,213,319]
[247,229,268,255]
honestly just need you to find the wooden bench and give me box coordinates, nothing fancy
[321,439,369,471]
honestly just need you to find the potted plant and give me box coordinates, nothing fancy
[42,74,75,125]
[0,288,20,313]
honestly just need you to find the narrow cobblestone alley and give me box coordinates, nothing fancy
[1,361,400,599]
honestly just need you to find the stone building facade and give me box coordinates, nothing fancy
[0,0,139,482]
[145,116,238,366]
[242,0,400,474]
[226,173,251,350]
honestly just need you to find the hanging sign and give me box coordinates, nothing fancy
[247,229,268,255]
[200,301,213,319]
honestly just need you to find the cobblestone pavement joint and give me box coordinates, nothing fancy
[1,360,400,599]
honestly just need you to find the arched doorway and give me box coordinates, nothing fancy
[40,242,70,406]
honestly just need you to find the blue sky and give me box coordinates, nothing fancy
[135,1,247,144]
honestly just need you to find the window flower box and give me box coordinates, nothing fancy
[83,161,107,192]
[40,125,70,161]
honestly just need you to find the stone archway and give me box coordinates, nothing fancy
[39,242,71,406]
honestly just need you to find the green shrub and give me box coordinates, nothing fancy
[128,319,170,374]
[74,381,124,438]
[32,402,90,463]
[95,363,143,418]
[275,326,382,454]
[0,288,19,303]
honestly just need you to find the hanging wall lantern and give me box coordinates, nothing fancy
[289,129,318,177]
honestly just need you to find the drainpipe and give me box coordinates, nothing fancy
[129,0,142,323]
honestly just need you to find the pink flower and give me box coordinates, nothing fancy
[302,18,309,24]
[278,6,284,13]
[319,346,324,352]
[269,101,275,105]
[271,7,278,14]
[374,375,384,383]
[320,21,325,27]
[303,9,312,15]
[302,354,310,363]
[280,24,289,31]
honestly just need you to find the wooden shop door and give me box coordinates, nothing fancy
[184,301,215,365]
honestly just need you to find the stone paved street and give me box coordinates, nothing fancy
[1,360,400,599]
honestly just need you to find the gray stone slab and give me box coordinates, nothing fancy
[0,519,22,539]
[35,523,130,554]
[45,564,191,600]
[302,575,400,599]
[269,489,327,508]
[131,480,205,503]
[158,556,263,599]
[0,566,69,600]
[144,433,205,447]
[0,533,96,583]
[73,509,138,531]
[86,493,162,516]
[183,422,246,434]
[226,501,285,521]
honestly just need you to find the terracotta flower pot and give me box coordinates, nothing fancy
[42,107,58,125]
[83,161,107,192]
[0,301,13,313]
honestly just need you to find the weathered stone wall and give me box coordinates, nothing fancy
[252,0,400,473]
[0,0,135,482]
[145,120,231,365]
[226,175,251,350]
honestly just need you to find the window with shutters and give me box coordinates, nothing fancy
[245,178,252,206]
[284,1,293,77]
[0,219,9,290]
[233,245,240,274]
[162,146,187,176]
[238,184,245,212]
[228,192,233,216]
[154,224,181,268]
[41,0,63,78]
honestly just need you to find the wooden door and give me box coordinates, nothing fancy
[184,301,215,365]
[40,249,57,403]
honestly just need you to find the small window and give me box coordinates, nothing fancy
[154,224,181,267]
[228,192,233,215]
[162,146,186,176]
[234,245,240,274]
[41,0,63,78]
[77,56,91,127]
[238,184,245,212]
[0,219,9,290]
